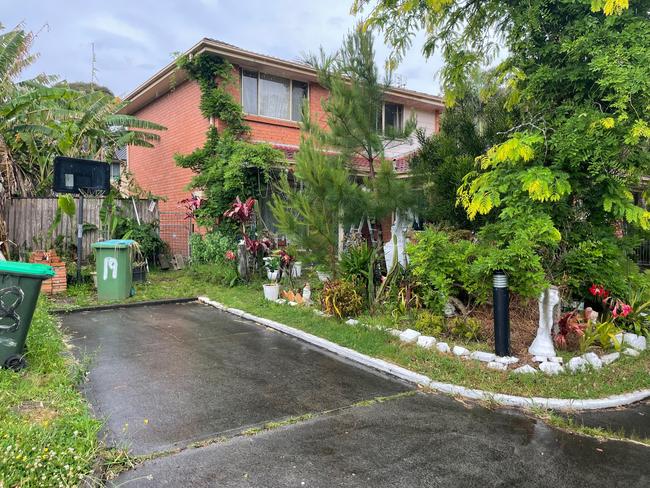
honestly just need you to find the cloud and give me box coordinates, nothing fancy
[4,0,443,97]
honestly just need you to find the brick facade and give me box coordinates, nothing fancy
[126,42,442,251]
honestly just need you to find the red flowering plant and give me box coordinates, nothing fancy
[179,195,203,220]
[589,283,633,319]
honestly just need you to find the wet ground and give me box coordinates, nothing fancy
[61,302,650,487]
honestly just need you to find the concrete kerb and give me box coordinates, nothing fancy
[198,296,650,412]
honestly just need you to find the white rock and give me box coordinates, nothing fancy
[470,351,496,362]
[487,361,507,371]
[436,342,450,353]
[276,299,287,305]
[288,301,298,306]
[443,301,456,317]
[615,332,623,344]
[624,334,647,351]
[345,319,360,326]
[549,357,564,364]
[495,356,519,365]
[532,355,548,363]
[399,329,421,344]
[387,328,402,337]
[513,365,538,374]
[313,309,324,316]
[539,361,564,375]
[623,348,640,357]
[600,352,620,365]
[416,335,437,349]
[452,346,470,357]
[567,356,588,373]
[582,352,603,370]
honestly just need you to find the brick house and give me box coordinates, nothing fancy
[121,38,444,255]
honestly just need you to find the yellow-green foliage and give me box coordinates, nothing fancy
[321,280,364,319]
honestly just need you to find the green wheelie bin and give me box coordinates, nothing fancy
[0,261,55,371]
[92,239,136,301]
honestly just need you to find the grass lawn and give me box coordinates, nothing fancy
[0,299,101,487]
[52,267,650,400]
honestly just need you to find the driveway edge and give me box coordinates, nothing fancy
[198,296,650,412]
[51,297,198,314]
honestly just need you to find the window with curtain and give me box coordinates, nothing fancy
[383,103,404,132]
[241,70,308,122]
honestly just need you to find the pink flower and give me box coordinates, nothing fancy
[225,250,236,261]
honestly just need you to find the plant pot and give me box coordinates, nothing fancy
[292,262,303,278]
[267,270,279,281]
[317,271,331,282]
[132,264,148,283]
[263,283,280,301]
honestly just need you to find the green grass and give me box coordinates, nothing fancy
[528,408,650,446]
[0,299,102,487]
[52,267,650,400]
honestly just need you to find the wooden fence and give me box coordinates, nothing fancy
[2,197,159,261]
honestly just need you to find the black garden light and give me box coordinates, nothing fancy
[493,270,510,357]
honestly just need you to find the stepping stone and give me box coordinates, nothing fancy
[513,365,537,374]
[600,352,620,365]
[567,356,588,373]
[623,348,640,357]
[582,352,602,370]
[539,361,564,375]
[399,329,421,344]
[345,319,360,326]
[487,361,507,371]
[452,346,470,357]
[470,351,496,362]
[436,342,450,353]
[495,356,519,365]
[416,335,437,349]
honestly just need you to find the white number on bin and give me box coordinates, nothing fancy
[103,257,118,280]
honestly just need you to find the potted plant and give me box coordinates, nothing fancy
[263,276,280,301]
[264,255,281,281]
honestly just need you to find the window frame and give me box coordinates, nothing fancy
[380,102,404,133]
[240,68,310,123]
[110,162,121,182]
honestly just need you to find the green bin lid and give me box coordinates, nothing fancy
[0,260,55,278]
[91,239,136,249]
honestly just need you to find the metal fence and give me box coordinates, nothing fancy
[635,240,650,268]
[159,211,193,257]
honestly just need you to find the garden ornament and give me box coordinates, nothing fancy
[529,286,560,357]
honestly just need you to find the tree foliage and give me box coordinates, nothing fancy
[355,0,650,298]
[174,52,284,229]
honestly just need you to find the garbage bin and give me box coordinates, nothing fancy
[0,261,55,371]
[92,239,136,301]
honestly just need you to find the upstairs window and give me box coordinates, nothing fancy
[377,102,404,133]
[242,70,308,122]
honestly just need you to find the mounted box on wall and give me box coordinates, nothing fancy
[52,156,110,195]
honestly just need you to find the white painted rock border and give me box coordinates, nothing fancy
[197,297,650,411]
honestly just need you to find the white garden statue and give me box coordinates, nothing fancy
[529,286,560,357]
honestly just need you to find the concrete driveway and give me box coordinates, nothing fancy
[62,302,650,487]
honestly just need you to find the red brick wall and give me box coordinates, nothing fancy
[128,80,208,213]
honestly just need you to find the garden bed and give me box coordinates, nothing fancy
[0,299,101,486]
[51,268,650,400]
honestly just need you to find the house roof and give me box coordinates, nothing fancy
[120,38,444,115]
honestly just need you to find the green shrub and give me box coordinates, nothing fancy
[321,280,364,319]
[414,311,446,336]
[190,231,237,265]
[117,218,167,263]
[448,317,483,342]
[407,227,476,313]
[186,262,239,287]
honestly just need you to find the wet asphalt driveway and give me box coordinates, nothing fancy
[61,302,650,487]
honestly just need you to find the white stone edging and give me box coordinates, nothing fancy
[197,297,650,412]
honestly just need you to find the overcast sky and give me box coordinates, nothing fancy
[3,0,443,98]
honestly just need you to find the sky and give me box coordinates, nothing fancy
[3,0,444,98]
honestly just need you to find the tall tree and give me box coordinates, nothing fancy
[355,0,650,296]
